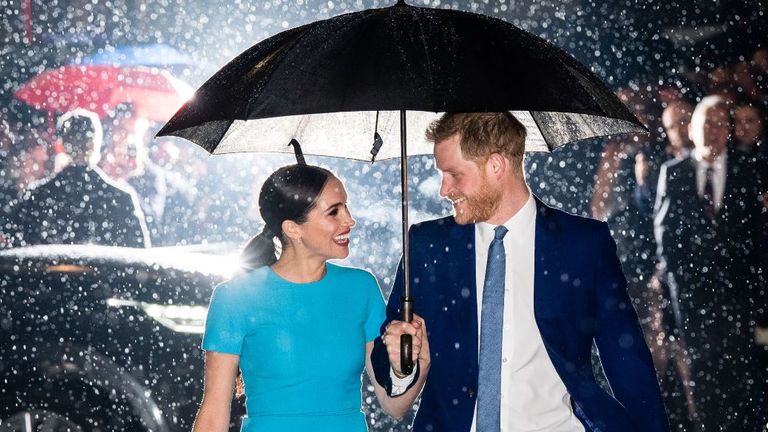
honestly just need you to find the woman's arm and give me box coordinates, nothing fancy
[192,351,240,432]
[365,315,430,421]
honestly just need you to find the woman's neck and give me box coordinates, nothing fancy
[271,248,327,283]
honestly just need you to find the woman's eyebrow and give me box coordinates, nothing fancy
[324,202,345,211]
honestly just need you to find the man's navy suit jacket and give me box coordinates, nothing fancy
[371,197,668,432]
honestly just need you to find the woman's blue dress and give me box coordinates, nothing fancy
[203,263,385,431]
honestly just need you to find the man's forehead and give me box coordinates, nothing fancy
[704,106,729,119]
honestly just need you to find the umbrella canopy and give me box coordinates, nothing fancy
[15,65,194,122]
[158,1,645,158]
[74,43,197,69]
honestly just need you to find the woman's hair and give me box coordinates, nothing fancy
[240,164,334,271]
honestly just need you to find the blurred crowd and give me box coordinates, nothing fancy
[589,47,768,431]
[0,102,241,248]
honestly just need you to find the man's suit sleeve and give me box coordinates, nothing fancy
[593,222,670,432]
[370,230,421,396]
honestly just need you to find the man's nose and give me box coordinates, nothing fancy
[439,177,450,198]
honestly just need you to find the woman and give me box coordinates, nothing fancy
[193,164,429,431]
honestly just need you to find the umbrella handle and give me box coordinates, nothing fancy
[400,296,414,375]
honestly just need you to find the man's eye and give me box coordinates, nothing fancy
[329,209,339,216]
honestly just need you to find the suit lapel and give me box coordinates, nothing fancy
[447,221,479,382]
[533,197,562,321]
[679,158,704,210]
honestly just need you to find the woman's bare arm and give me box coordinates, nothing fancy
[192,351,240,432]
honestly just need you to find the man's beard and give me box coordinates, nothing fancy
[451,178,501,225]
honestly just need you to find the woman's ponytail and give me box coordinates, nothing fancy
[240,227,278,271]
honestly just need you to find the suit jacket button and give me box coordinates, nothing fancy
[468,388,475,398]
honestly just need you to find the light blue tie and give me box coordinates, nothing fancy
[477,225,508,432]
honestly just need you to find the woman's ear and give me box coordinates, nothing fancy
[281,219,302,242]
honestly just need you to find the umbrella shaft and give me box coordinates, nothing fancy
[399,110,412,308]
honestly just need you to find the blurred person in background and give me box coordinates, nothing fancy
[143,135,197,245]
[590,88,659,314]
[732,98,766,157]
[706,66,731,95]
[661,100,695,161]
[643,98,698,430]
[7,109,149,248]
[8,127,50,193]
[731,61,765,104]
[591,87,694,428]
[654,95,766,431]
[0,116,15,247]
[151,139,211,245]
[102,104,181,244]
[633,98,696,214]
[752,48,768,97]
[101,103,149,183]
[0,116,15,200]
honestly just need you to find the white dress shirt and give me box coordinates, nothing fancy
[391,193,584,432]
[692,149,727,211]
[471,192,583,432]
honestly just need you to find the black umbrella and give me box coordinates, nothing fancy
[158,0,646,373]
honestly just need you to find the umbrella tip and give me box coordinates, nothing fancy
[395,0,407,6]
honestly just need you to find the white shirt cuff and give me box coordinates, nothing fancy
[390,366,417,396]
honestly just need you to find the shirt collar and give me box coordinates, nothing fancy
[692,147,727,170]
[476,191,535,242]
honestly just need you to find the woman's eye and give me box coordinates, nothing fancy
[329,209,339,216]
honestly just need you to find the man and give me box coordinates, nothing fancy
[654,96,766,431]
[661,100,695,160]
[371,113,668,432]
[102,104,191,245]
[101,103,149,183]
[9,109,150,248]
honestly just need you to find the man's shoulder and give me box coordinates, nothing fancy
[534,198,607,237]
[411,215,467,236]
[660,155,692,173]
[412,215,456,229]
[87,167,142,202]
[728,149,760,172]
[407,216,475,252]
[24,174,56,194]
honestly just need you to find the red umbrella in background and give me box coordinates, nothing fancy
[15,65,194,122]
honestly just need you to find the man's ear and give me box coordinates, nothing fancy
[281,219,302,241]
[486,152,507,179]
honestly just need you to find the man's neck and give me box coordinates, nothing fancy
[694,147,724,164]
[486,176,530,225]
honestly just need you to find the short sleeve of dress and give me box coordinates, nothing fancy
[202,282,246,355]
[363,273,386,343]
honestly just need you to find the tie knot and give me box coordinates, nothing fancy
[493,225,508,240]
